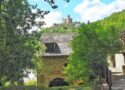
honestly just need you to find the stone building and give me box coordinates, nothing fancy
[63,15,73,24]
[108,53,125,73]
[108,30,125,74]
[38,33,73,86]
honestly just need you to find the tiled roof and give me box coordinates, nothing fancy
[40,33,73,56]
[40,33,73,43]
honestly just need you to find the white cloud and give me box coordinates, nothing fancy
[74,0,125,23]
[43,11,63,27]
[35,11,62,27]
[29,11,62,32]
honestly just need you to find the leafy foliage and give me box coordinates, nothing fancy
[41,23,79,33]
[65,10,125,84]
[44,0,70,9]
[0,0,44,85]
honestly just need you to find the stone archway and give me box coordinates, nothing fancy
[48,78,69,87]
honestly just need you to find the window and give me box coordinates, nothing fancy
[45,43,61,53]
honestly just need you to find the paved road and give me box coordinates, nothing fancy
[103,72,125,90]
[111,73,125,90]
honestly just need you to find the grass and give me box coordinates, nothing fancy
[0,85,92,90]
[24,80,37,86]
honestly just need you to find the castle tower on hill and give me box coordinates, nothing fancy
[63,15,72,24]
[53,15,73,26]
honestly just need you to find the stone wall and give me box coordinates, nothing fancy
[37,55,68,86]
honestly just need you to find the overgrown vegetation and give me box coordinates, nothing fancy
[65,10,125,86]
[1,0,125,88]
[0,0,71,86]
[0,85,90,90]
[41,23,79,33]
[0,0,45,85]
[0,0,72,87]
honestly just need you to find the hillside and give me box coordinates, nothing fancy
[99,10,125,30]
[41,22,80,33]
[41,10,125,34]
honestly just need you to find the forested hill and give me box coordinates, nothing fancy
[41,22,80,33]
[41,10,125,34]
[99,10,125,30]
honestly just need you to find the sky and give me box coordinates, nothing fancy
[28,0,125,27]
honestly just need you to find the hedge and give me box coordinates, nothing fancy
[0,85,91,90]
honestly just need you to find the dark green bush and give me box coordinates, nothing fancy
[0,85,90,90]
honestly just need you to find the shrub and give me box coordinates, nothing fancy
[0,85,91,90]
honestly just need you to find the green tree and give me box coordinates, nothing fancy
[65,10,125,86]
[0,0,45,85]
